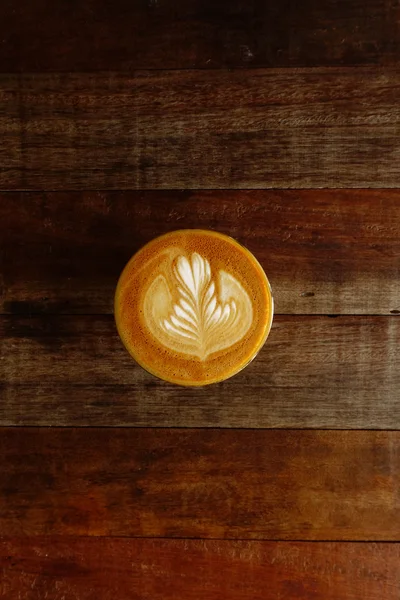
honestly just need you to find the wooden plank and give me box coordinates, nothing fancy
[1,315,399,429]
[2,68,400,190]
[1,538,399,600]
[0,0,399,72]
[0,429,399,539]
[1,190,399,316]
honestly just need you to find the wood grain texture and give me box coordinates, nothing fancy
[1,0,399,72]
[1,538,399,600]
[1,190,399,316]
[2,68,400,190]
[1,315,399,428]
[0,428,399,539]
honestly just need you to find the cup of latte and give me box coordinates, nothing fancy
[115,230,273,386]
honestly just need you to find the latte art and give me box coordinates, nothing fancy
[115,229,273,386]
[144,253,253,360]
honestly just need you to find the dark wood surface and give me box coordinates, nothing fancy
[1,538,399,600]
[1,190,399,316]
[1,0,399,72]
[1,428,399,540]
[2,68,400,190]
[1,0,400,597]
[1,315,399,428]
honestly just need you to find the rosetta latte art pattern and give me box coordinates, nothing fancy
[144,253,253,360]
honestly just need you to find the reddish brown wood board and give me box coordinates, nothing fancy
[1,538,400,600]
[1,190,399,316]
[1,429,399,540]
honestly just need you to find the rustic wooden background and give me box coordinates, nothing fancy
[1,1,399,598]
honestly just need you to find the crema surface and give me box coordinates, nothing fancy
[115,230,273,386]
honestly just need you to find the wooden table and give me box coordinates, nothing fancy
[1,1,399,598]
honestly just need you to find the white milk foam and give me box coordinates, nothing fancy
[144,251,253,360]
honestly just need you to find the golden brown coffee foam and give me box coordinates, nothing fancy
[115,230,273,386]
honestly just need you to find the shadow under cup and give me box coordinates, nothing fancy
[115,229,273,386]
